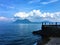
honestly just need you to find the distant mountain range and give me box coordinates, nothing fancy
[14,19,51,24]
[14,19,31,23]
[42,20,51,23]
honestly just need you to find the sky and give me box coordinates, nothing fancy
[0,0,60,22]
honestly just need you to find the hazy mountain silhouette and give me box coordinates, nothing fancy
[14,19,51,24]
[42,20,50,22]
[14,19,31,23]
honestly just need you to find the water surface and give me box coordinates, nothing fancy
[0,23,41,45]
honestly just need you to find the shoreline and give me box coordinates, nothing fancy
[34,37,60,45]
[32,22,60,45]
[33,42,37,45]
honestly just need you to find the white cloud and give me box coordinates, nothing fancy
[0,4,15,9]
[9,6,15,9]
[28,0,59,5]
[41,0,59,4]
[0,4,4,6]
[0,16,14,22]
[28,10,41,16]
[14,10,60,22]
[14,12,29,19]
[28,0,41,4]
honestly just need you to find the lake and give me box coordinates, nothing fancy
[0,23,42,45]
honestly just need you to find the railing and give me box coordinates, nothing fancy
[41,22,60,30]
[41,22,60,25]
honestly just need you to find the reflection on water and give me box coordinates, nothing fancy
[0,24,41,45]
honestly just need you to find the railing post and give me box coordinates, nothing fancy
[49,22,50,25]
[42,22,43,25]
[56,22,57,25]
[45,22,46,25]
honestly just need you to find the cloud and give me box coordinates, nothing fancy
[14,10,60,22]
[14,12,29,19]
[9,6,15,9]
[0,4,4,6]
[0,16,14,22]
[28,0,41,4]
[0,4,15,9]
[41,0,59,4]
[28,0,59,5]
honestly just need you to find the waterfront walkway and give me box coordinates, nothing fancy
[45,37,60,45]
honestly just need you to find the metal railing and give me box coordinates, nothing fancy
[41,22,60,25]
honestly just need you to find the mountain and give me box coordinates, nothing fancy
[42,20,51,23]
[14,19,51,24]
[14,19,31,23]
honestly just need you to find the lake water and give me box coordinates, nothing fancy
[0,23,42,45]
